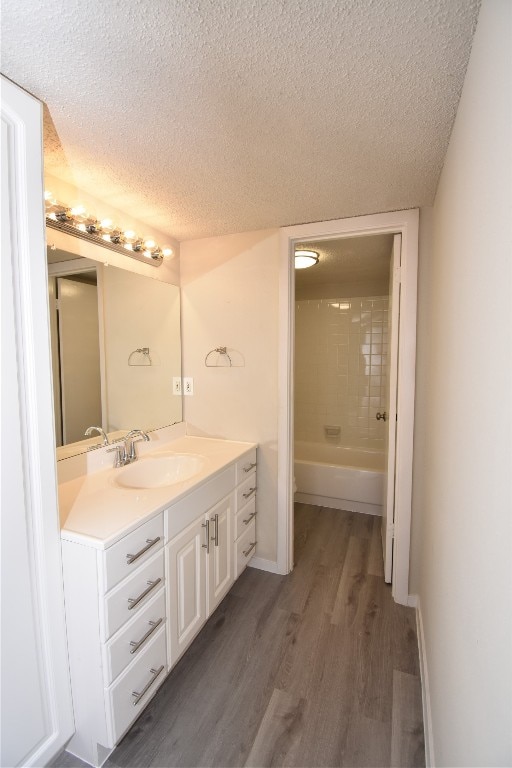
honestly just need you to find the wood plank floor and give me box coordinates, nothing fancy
[54,505,425,768]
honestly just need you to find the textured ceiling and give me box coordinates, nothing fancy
[1,0,480,241]
[295,235,392,289]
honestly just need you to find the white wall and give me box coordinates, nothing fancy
[180,229,280,562]
[411,2,512,765]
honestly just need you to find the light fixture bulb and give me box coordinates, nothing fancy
[143,249,152,258]
[100,218,113,232]
[123,230,137,243]
[44,190,53,200]
[143,238,156,250]
[294,249,319,269]
[71,205,86,216]
[162,247,173,257]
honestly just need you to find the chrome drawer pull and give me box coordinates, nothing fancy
[210,513,219,547]
[243,541,257,558]
[126,536,161,565]
[242,487,256,499]
[131,665,165,706]
[129,618,163,654]
[242,511,257,525]
[202,520,210,554]
[127,578,162,610]
[243,462,257,473]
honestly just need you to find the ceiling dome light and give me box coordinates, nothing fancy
[294,249,319,269]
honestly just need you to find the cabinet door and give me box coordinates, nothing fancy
[167,516,207,668]
[207,494,234,616]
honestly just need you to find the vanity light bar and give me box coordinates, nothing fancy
[44,193,173,267]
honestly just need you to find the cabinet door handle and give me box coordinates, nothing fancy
[129,618,163,654]
[243,511,257,525]
[243,462,257,473]
[126,536,161,565]
[127,578,162,610]
[210,513,219,546]
[243,541,257,558]
[242,487,256,499]
[202,520,210,554]
[131,665,165,706]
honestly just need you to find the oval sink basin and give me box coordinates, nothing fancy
[113,453,205,489]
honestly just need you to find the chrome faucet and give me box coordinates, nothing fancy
[125,429,150,462]
[107,429,150,468]
[84,425,109,447]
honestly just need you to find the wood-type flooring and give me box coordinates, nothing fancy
[54,504,425,768]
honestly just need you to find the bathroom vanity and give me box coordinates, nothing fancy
[58,434,257,767]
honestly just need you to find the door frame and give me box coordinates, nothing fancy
[277,209,419,606]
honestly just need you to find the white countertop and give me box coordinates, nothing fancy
[59,435,256,549]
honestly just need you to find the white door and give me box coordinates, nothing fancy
[57,277,102,444]
[1,76,74,767]
[207,495,234,615]
[167,517,207,667]
[381,234,401,583]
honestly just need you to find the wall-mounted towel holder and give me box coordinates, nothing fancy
[204,346,245,367]
[128,347,152,366]
[205,347,233,367]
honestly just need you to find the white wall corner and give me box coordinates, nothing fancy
[414,596,435,767]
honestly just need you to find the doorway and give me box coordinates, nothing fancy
[277,210,419,606]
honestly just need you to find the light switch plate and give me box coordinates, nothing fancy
[183,377,194,396]
[172,377,182,395]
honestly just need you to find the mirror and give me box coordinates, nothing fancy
[47,241,182,459]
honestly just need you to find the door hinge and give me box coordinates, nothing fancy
[55,298,60,311]
[389,523,395,538]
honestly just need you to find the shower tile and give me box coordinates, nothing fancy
[295,294,389,450]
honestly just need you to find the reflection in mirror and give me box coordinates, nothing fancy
[48,244,182,459]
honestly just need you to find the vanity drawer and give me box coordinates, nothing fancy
[234,498,256,541]
[103,587,166,685]
[107,625,167,746]
[102,549,165,641]
[235,450,257,484]
[236,475,257,510]
[102,514,164,593]
[235,519,257,578]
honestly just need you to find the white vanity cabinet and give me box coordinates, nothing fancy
[59,437,257,767]
[166,467,236,667]
[234,451,258,577]
[61,513,168,768]
[166,449,257,668]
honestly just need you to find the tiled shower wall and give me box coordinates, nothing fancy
[295,296,389,451]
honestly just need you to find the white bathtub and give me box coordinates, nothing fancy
[294,441,385,515]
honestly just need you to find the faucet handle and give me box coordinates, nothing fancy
[125,430,150,462]
[107,443,127,468]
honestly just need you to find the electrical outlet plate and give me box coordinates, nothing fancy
[183,377,194,396]
[172,377,182,395]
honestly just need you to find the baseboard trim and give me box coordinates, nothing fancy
[248,557,282,574]
[412,594,435,767]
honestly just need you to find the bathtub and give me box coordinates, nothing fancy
[294,441,385,515]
